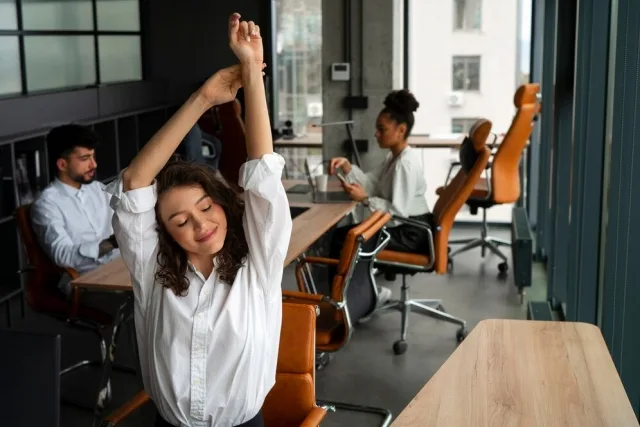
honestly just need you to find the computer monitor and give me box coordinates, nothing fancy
[0,329,61,427]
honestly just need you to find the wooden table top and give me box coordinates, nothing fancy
[274,132,467,148]
[72,180,355,290]
[391,319,639,427]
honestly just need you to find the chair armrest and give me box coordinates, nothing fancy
[66,267,79,280]
[391,215,433,231]
[282,290,343,310]
[100,391,151,426]
[298,256,340,266]
[295,257,340,292]
[300,406,328,427]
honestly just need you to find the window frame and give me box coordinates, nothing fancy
[453,0,482,31]
[452,55,481,91]
[0,0,144,98]
[451,117,482,133]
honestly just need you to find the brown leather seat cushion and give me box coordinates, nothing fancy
[377,250,430,267]
[315,301,344,346]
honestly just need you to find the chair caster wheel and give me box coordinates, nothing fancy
[447,258,454,272]
[498,262,508,274]
[456,327,467,343]
[393,340,408,355]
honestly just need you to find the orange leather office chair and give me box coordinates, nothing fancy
[374,120,493,355]
[282,210,394,426]
[215,99,248,189]
[100,302,327,427]
[443,84,541,274]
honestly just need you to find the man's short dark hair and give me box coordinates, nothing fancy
[46,124,100,162]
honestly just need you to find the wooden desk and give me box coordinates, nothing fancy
[274,132,467,149]
[274,132,322,148]
[392,319,638,427]
[72,181,355,290]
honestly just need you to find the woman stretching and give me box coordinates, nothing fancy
[106,13,291,427]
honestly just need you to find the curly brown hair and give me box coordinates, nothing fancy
[154,161,248,296]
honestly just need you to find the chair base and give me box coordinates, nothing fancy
[449,235,510,263]
[377,275,467,355]
[449,207,510,274]
[317,399,392,427]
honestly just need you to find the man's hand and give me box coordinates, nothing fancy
[228,13,263,66]
[98,235,117,257]
[343,182,367,202]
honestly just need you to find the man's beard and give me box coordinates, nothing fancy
[70,170,96,185]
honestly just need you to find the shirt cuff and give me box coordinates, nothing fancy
[239,153,285,190]
[104,169,158,214]
[79,241,99,261]
[368,197,390,212]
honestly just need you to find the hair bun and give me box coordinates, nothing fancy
[384,89,419,114]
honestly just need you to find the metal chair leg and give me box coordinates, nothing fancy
[449,206,511,264]
[316,399,392,427]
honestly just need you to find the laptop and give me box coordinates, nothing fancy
[0,329,61,427]
[304,158,353,204]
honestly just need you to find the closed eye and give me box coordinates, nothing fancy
[177,219,188,227]
[202,205,211,212]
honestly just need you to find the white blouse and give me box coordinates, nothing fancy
[347,146,429,224]
[105,153,292,427]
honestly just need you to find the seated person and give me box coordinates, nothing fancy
[31,124,120,295]
[329,89,430,286]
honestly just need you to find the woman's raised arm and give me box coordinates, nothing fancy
[122,62,249,192]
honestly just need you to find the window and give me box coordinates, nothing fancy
[409,0,528,223]
[453,0,482,30]
[452,55,480,91]
[272,0,322,136]
[452,118,481,134]
[0,0,142,97]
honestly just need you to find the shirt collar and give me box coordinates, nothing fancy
[53,178,84,198]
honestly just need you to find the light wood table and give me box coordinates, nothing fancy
[274,132,467,149]
[392,319,639,427]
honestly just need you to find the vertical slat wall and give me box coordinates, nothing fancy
[600,0,640,415]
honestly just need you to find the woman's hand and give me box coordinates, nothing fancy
[343,182,367,202]
[198,65,243,107]
[329,157,352,175]
[198,63,265,107]
[228,13,263,66]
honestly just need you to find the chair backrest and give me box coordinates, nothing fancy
[334,211,391,329]
[432,120,492,273]
[262,302,318,427]
[15,205,65,305]
[216,99,247,188]
[490,83,541,204]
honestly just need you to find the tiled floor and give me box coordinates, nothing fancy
[2,226,546,427]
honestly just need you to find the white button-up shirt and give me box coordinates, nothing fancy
[347,146,430,224]
[106,153,292,427]
[31,178,120,293]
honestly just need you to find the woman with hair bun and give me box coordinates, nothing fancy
[328,89,430,290]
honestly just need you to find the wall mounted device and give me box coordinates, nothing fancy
[331,63,351,81]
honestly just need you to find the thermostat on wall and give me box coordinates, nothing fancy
[331,63,350,81]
